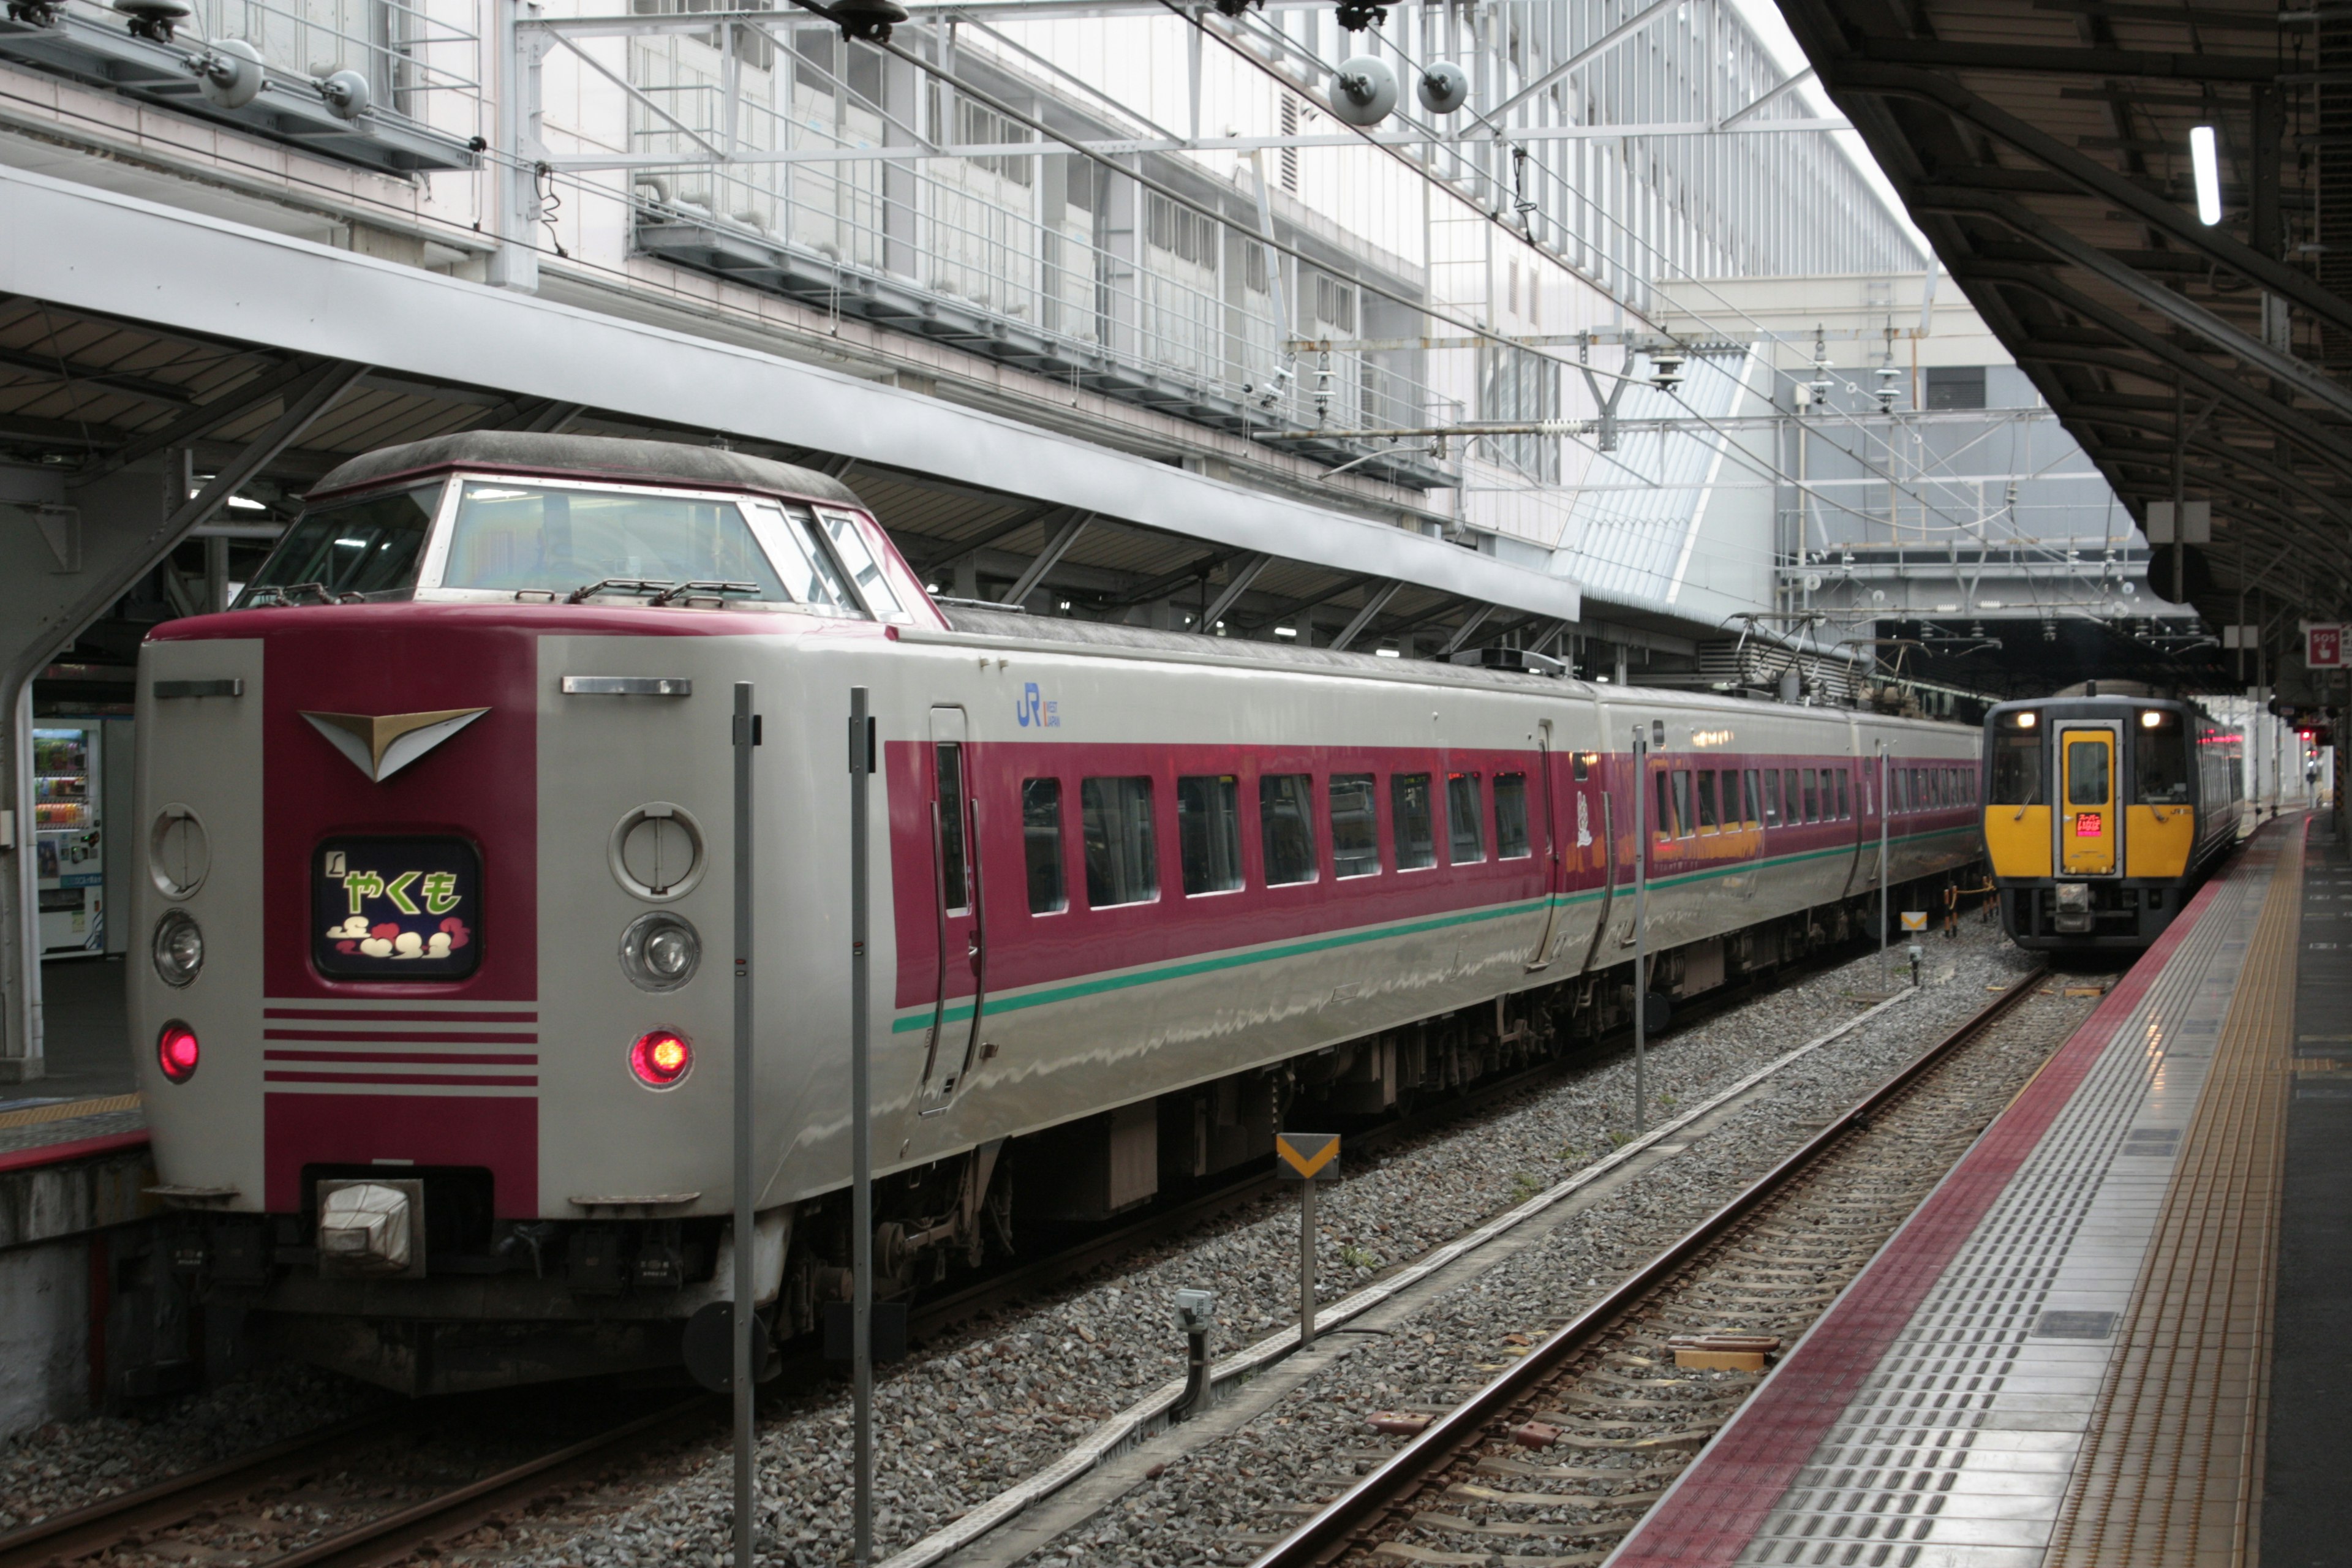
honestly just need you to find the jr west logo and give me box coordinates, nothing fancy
[1016,682,1060,728]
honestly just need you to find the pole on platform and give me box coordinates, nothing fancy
[848,687,875,1566]
[1877,741,1891,992]
[730,682,757,1568]
[1631,723,1648,1134]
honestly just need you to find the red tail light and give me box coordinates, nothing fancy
[157,1021,200,1084]
[630,1030,692,1088]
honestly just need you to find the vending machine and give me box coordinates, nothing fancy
[33,724,104,957]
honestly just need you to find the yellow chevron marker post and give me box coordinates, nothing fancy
[1276,1133,1340,1346]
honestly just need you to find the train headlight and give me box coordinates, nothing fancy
[157,1020,200,1084]
[619,912,703,992]
[2140,709,2165,728]
[629,1029,693,1088]
[2015,712,2037,729]
[153,910,205,989]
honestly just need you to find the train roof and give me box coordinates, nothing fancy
[304,432,864,508]
[1986,692,2226,726]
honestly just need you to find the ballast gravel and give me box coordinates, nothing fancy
[0,922,2041,1568]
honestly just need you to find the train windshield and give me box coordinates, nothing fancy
[1990,733,2042,805]
[2136,721,2192,804]
[442,482,793,601]
[240,483,443,603]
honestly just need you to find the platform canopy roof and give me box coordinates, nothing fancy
[1779,0,2352,646]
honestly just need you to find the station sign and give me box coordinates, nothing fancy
[2309,625,2344,669]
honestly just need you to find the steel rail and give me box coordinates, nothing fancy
[1247,963,2052,1568]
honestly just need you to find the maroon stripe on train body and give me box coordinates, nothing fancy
[886,739,1977,1011]
[263,1071,541,1087]
[264,1007,541,1023]
[263,1093,538,1212]
[1609,840,2242,1567]
[263,1029,540,1044]
[265,1049,541,1065]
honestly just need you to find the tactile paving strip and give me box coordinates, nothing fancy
[2046,824,2304,1567]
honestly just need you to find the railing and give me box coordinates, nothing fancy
[625,80,1454,447]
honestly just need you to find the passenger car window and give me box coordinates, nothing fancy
[936,745,970,913]
[1695,771,1720,832]
[1447,774,1485,863]
[1835,772,1850,819]
[1654,773,1676,839]
[1177,775,1244,895]
[1763,769,1781,826]
[1259,774,1318,885]
[242,483,443,603]
[1744,769,1763,824]
[1783,769,1802,822]
[1572,753,1589,782]
[1672,772,1695,839]
[1493,773,1531,859]
[1392,774,1436,870]
[1081,777,1158,907]
[1023,779,1065,914]
[1330,774,1380,878]
[1803,771,1820,823]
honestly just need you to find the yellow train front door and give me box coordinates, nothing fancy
[2059,726,2118,875]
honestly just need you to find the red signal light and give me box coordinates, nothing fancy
[629,1029,692,1088]
[157,1021,200,1084]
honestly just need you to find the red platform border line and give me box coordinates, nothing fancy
[1611,838,2256,1566]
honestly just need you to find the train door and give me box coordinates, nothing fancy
[2057,723,2120,877]
[918,706,989,1114]
[1526,720,1562,970]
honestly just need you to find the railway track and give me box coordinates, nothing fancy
[1237,966,2064,1568]
[0,1396,710,1568]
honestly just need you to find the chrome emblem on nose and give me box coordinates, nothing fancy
[301,708,490,782]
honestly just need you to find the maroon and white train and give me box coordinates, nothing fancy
[132,433,1982,1393]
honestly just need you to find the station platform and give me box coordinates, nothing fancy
[1609,812,2348,1568]
[0,956,143,1169]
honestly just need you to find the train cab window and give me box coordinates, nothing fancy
[813,511,910,622]
[1494,774,1532,859]
[936,745,971,913]
[1991,735,2041,805]
[1392,774,1437,870]
[1447,774,1486,864]
[1022,780,1066,914]
[1177,775,1245,895]
[2065,742,2110,806]
[1695,771,1721,832]
[1330,774,1381,878]
[1671,771,1695,838]
[1763,770,1781,826]
[441,482,794,601]
[1081,777,1158,907]
[1259,775,1319,886]
[244,483,443,603]
[1835,772,1850,820]
[2136,717,2192,804]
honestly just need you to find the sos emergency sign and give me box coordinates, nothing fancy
[2310,625,2345,668]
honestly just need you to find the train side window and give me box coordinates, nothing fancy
[1259,774,1319,886]
[1695,771,1721,832]
[1447,774,1486,864]
[1798,770,1817,823]
[1572,752,1589,783]
[1672,771,1695,838]
[1763,769,1781,826]
[1022,779,1066,914]
[1392,774,1437,870]
[1330,774,1381,878]
[1782,769,1802,823]
[1654,772,1675,839]
[1080,777,1158,907]
[1177,775,1245,895]
[1494,774,1532,858]
[1834,772,1850,819]
[936,744,970,913]
[1738,768,1758,825]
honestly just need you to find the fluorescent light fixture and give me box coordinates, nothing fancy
[2190,125,2222,225]
[1273,625,1298,638]
[226,495,266,511]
